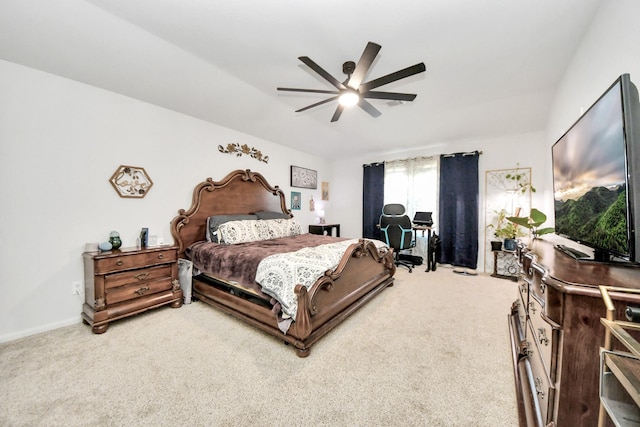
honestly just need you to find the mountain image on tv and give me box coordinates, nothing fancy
[555,184,628,254]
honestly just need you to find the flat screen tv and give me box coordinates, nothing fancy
[552,73,640,264]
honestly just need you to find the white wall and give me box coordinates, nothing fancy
[547,0,640,144]
[0,60,330,341]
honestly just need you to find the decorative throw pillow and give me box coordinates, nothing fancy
[206,214,257,242]
[255,211,291,220]
[217,219,263,244]
[257,218,302,240]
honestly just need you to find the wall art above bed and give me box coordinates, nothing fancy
[290,165,317,189]
[109,165,153,198]
[218,142,269,163]
[291,191,301,210]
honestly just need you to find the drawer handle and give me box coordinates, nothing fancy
[535,377,545,399]
[135,286,150,295]
[133,272,150,281]
[528,302,536,314]
[158,254,164,259]
[523,341,533,358]
[116,260,124,266]
[538,328,549,346]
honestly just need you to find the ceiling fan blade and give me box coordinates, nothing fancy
[298,56,346,90]
[295,96,339,112]
[348,42,381,90]
[359,62,426,92]
[358,99,382,118]
[331,105,345,122]
[362,91,417,101]
[277,87,339,95]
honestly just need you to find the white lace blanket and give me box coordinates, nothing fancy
[255,238,387,322]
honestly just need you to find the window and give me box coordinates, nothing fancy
[384,157,438,225]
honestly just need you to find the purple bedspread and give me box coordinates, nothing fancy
[186,233,345,291]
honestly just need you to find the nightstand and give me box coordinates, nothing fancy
[491,250,519,281]
[309,223,340,237]
[82,246,183,334]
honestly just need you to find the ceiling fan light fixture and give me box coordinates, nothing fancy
[338,91,359,107]
[277,42,426,121]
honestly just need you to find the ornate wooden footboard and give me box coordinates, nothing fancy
[170,169,396,357]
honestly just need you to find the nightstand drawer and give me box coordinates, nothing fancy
[94,249,177,274]
[105,265,172,289]
[105,278,173,305]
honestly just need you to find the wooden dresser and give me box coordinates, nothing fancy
[82,246,183,333]
[509,239,640,426]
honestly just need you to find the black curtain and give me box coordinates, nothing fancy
[438,152,479,269]
[362,163,385,240]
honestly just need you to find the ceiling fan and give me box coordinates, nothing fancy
[277,41,426,122]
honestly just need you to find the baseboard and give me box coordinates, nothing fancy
[0,316,81,343]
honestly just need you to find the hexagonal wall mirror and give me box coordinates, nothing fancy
[109,165,153,198]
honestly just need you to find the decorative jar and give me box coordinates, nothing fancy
[109,231,122,250]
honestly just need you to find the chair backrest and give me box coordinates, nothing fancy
[380,204,413,250]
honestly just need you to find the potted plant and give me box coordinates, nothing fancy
[507,208,554,239]
[487,209,524,251]
[486,165,536,253]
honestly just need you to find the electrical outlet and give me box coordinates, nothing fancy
[72,281,82,295]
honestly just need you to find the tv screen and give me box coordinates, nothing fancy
[552,74,640,263]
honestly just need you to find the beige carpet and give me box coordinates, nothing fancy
[0,266,518,427]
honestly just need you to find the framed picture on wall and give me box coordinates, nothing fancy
[291,191,301,210]
[290,165,317,189]
[321,181,329,201]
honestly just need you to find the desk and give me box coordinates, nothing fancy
[309,223,340,237]
[411,225,432,266]
[412,225,432,240]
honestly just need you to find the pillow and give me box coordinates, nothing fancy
[206,214,257,242]
[255,211,291,220]
[217,219,263,244]
[256,218,302,240]
[217,218,303,244]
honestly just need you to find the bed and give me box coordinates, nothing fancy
[170,169,396,357]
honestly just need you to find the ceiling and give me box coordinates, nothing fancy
[0,0,602,158]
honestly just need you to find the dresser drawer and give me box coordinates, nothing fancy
[529,263,547,303]
[514,296,528,339]
[105,277,173,305]
[105,265,172,289]
[528,342,554,425]
[518,280,528,309]
[94,249,177,274]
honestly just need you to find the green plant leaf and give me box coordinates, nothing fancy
[507,216,531,228]
[530,208,547,223]
[536,227,555,236]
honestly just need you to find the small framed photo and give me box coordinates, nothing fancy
[290,165,317,189]
[321,181,330,201]
[291,191,301,210]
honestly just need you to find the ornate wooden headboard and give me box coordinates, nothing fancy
[170,169,290,256]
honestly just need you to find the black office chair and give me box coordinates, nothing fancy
[379,204,416,272]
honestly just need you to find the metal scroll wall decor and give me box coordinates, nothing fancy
[484,167,532,273]
[218,143,269,163]
[109,165,153,198]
